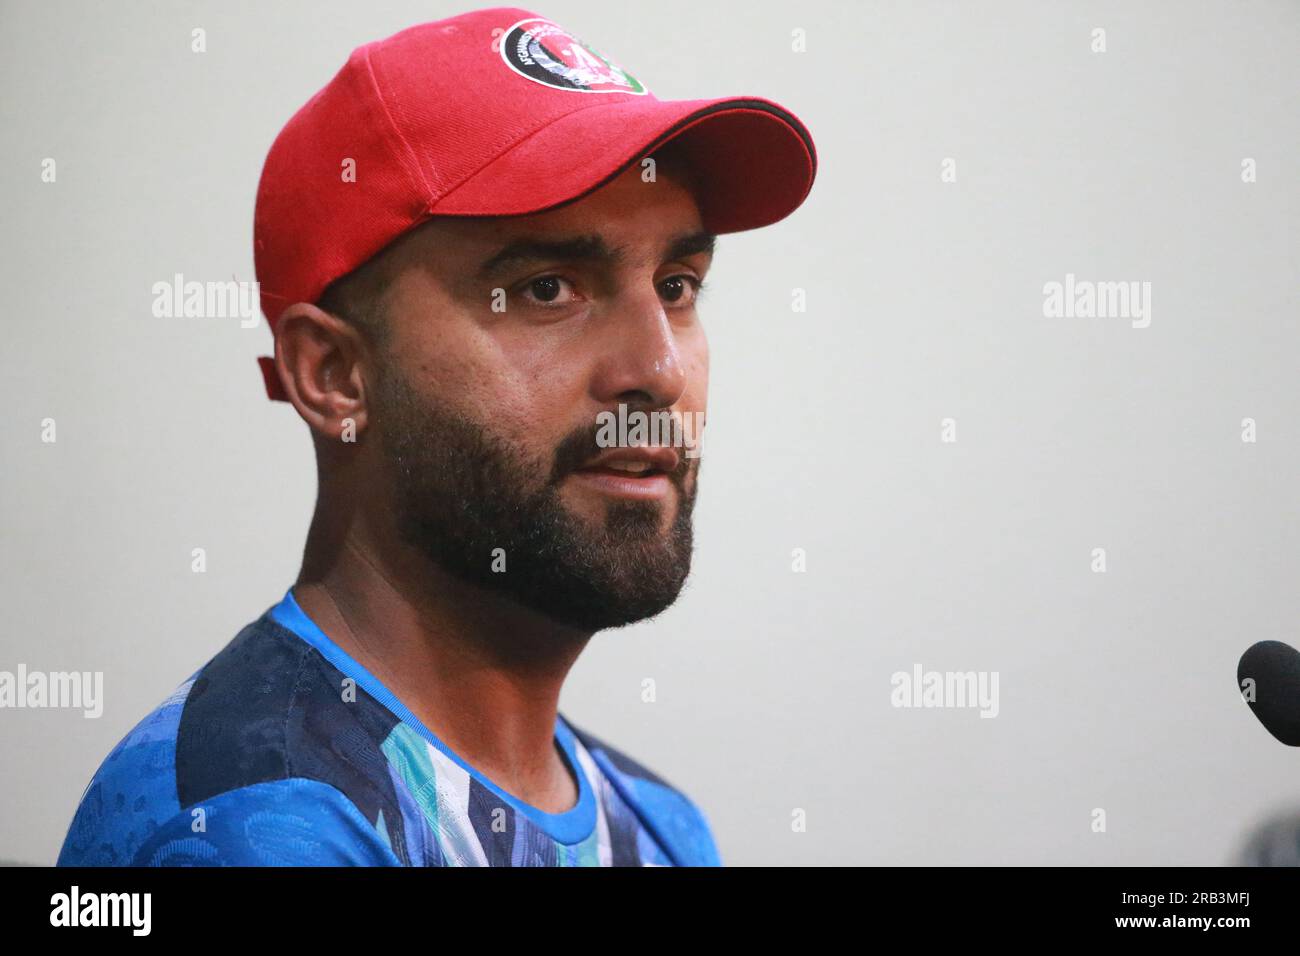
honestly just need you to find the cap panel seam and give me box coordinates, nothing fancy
[359,45,439,202]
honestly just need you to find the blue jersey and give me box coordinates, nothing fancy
[57,589,721,867]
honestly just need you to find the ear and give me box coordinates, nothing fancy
[269,302,371,439]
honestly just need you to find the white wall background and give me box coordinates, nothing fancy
[1,0,1297,865]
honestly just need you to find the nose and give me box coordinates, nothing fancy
[590,289,688,410]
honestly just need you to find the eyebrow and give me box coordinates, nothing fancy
[476,230,715,280]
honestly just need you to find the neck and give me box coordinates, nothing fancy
[293,493,593,813]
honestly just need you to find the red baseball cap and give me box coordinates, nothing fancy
[253,6,817,401]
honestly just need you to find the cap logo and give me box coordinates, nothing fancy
[500,17,647,95]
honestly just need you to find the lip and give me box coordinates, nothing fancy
[567,469,674,501]
[567,446,680,501]
[582,446,681,473]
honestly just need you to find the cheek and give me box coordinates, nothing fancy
[680,330,709,410]
[398,321,587,460]
[678,335,708,465]
[485,339,594,454]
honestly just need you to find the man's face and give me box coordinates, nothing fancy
[363,163,711,631]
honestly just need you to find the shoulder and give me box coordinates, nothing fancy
[563,716,723,867]
[58,609,408,866]
[57,673,194,865]
[129,778,401,866]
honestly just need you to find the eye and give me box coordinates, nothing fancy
[659,274,704,307]
[517,274,582,308]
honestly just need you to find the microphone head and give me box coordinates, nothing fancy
[1238,640,1300,746]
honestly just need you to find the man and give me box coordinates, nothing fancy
[58,6,815,866]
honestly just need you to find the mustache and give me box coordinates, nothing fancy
[549,409,697,488]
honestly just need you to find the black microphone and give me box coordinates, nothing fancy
[1238,641,1300,746]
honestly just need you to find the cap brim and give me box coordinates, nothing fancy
[427,95,817,233]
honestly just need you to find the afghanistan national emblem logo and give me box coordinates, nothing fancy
[499,17,648,95]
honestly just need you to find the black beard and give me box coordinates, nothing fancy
[372,365,698,631]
